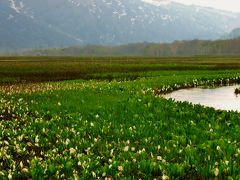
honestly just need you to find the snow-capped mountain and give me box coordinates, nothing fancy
[0,0,239,49]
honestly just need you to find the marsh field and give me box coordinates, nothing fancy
[0,56,240,179]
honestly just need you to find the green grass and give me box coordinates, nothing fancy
[1,56,240,83]
[0,56,240,179]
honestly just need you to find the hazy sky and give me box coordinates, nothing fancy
[173,0,240,12]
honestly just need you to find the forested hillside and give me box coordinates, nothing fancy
[17,38,240,57]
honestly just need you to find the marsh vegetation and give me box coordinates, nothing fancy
[0,56,240,179]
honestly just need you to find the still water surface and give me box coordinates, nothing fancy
[165,85,240,111]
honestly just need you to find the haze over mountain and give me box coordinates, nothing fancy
[221,28,240,40]
[0,0,240,49]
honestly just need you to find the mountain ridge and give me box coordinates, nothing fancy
[1,0,240,49]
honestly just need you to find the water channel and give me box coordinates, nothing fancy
[164,84,240,111]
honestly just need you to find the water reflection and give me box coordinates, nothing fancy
[165,85,240,111]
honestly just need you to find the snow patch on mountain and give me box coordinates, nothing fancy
[9,0,24,13]
[142,0,171,6]
[7,14,14,20]
[161,14,173,21]
[67,0,81,7]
